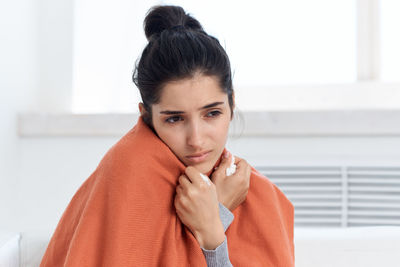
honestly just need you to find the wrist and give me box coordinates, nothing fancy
[220,198,233,211]
[194,221,225,250]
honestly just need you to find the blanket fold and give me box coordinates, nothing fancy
[40,116,294,267]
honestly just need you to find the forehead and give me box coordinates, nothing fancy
[157,74,226,109]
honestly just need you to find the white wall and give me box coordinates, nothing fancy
[0,0,38,236]
[0,0,73,265]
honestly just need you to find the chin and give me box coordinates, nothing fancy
[182,159,213,174]
[198,164,213,175]
[181,150,222,174]
[197,154,222,174]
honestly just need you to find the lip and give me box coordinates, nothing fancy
[185,150,212,163]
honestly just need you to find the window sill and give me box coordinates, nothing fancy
[18,109,400,137]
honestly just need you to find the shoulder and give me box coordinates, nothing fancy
[95,120,160,172]
[248,167,275,191]
[90,119,184,187]
[248,167,294,210]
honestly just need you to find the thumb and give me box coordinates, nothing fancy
[220,151,233,168]
[212,151,232,178]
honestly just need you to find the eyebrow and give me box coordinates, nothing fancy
[159,101,224,115]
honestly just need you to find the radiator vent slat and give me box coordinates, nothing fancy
[271,178,341,183]
[257,165,400,227]
[350,195,400,200]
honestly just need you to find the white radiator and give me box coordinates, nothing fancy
[256,166,400,227]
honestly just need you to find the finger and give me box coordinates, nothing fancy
[184,166,200,184]
[233,155,243,165]
[175,183,187,198]
[199,173,212,186]
[230,162,251,190]
[184,166,211,186]
[218,150,233,169]
[174,192,188,212]
[235,158,247,169]
[234,159,251,176]
[178,174,192,189]
[212,151,233,178]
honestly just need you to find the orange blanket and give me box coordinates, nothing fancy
[40,116,294,267]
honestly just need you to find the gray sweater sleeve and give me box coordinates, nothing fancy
[200,203,234,267]
[218,202,234,232]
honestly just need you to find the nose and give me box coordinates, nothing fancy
[186,119,204,148]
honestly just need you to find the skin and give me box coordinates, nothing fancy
[139,73,251,250]
[147,73,232,174]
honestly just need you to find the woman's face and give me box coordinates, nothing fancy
[143,74,233,174]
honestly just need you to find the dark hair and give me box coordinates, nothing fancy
[133,5,234,127]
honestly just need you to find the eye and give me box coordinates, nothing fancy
[165,116,182,124]
[206,110,222,118]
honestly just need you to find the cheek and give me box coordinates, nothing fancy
[158,129,184,152]
[210,118,230,145]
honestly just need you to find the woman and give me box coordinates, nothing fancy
[40,5,294,267]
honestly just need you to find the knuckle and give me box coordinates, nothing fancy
[174,196,181,208]
[237,161,246,168]
[178,175,184,183]
[212,171,224,181]
[238,166,247,175]
[178,195,187,206]
[186,188,196,199]
[185,166,194,175]
[213,171,223,179]
[234,155,242,161]
[200,181,209,189]
[199,182,208,190]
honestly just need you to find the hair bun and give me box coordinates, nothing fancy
[144,5,203,41]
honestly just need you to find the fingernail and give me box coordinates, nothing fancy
[200,173,211,186]
[224,151,229,158]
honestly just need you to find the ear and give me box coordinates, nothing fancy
[232,91,236,110]
[138,102,146,116]
[230,91,236,120]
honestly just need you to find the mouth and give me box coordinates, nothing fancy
[185,150,212,163]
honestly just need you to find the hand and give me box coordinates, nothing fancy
[211,151,251,211]
[174,166,225,250]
